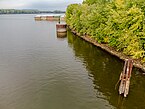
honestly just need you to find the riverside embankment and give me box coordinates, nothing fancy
[68,26,145,72]
[65,0,145,72]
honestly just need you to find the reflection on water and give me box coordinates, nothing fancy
[0,14,145,109]
[67,30,145,109]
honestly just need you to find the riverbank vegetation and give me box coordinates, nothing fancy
[65,0,145,62]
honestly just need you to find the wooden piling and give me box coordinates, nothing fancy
[118,59,133,97]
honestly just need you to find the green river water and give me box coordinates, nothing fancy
[0,14,145,109]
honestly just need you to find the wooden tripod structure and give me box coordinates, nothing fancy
[119,59,133,97]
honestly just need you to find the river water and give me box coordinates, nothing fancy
[0,14,145,109]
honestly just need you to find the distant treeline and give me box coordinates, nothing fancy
[0,9,65,14]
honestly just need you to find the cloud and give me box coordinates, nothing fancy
[25,1,82,10]
[0,0,83,10]
[0,0,26,9]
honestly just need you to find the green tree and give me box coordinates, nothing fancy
[66,0,145,61]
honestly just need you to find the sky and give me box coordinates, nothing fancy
[0,0,83,11]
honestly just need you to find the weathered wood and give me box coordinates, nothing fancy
[124,60,130,97]
[118,59,133,97]
[124,59,133,97]
[119,60,127,95]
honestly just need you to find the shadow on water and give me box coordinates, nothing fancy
[67,30,145,109]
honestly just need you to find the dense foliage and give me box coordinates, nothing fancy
[65,0,145,62]
[0,9,65,14]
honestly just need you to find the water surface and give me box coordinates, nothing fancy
[0,14,145,109]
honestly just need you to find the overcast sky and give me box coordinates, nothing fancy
[0,0,83,11]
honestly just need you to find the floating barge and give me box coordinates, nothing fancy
[56,24,67,38]
[34,15,65,21]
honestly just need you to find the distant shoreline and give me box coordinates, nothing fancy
[0,13,65,15]
[0,9,65,14]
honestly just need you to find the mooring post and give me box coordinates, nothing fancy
[118,59,133,97]
[119,60,127,95]
[58,16,60,24]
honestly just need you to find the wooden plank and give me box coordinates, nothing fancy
[124,59,130,97]
[118,59,133,97]
[119,60,127,95]
[124,60,133,97]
